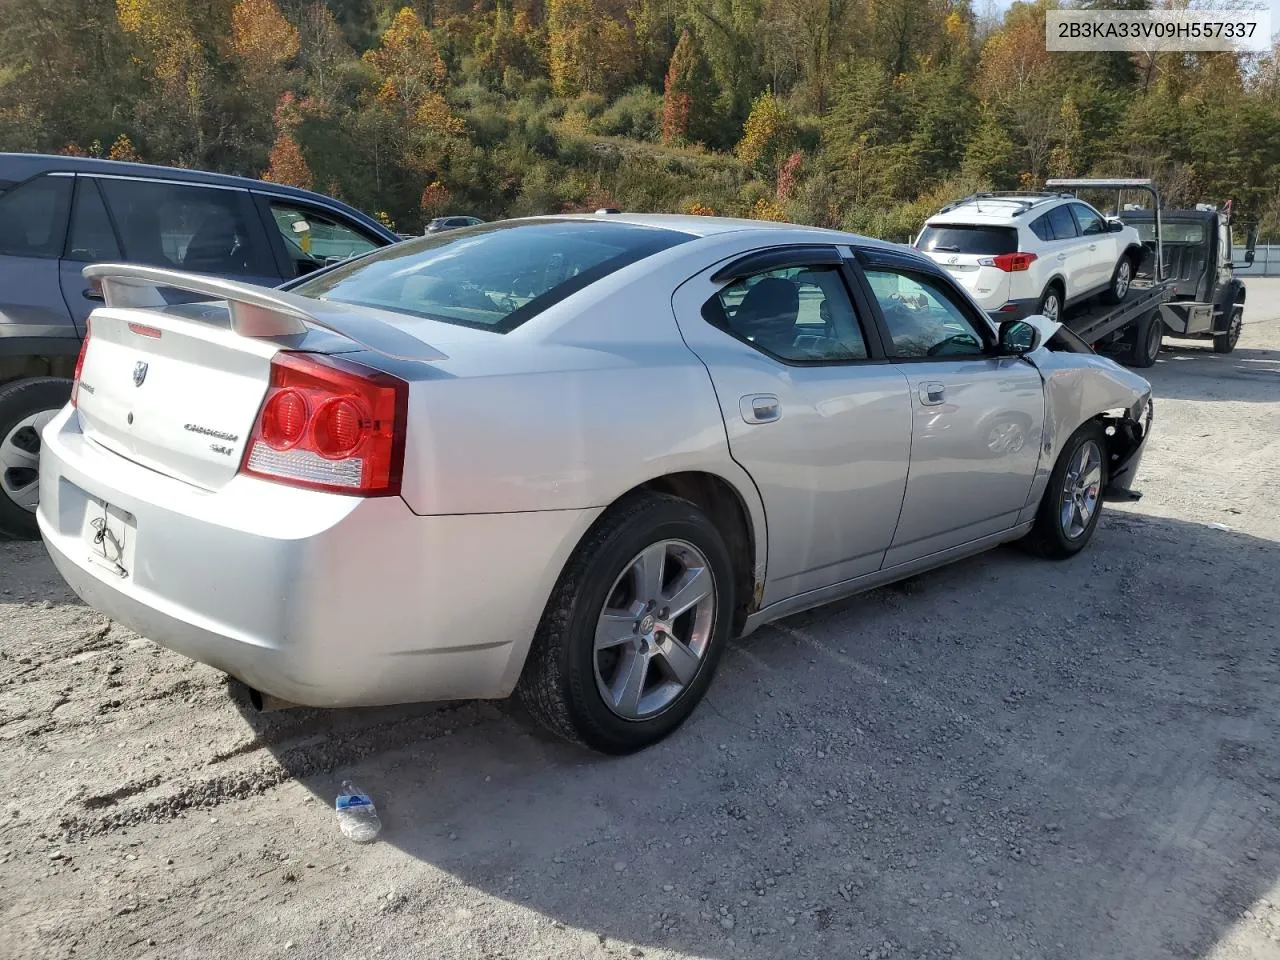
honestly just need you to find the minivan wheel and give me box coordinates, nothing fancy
[518,492,735,754]
[0,377,71,540]
[1022,420,1108,560]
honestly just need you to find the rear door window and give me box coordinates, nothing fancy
[1047,205,1078,241]
[0,174,73,258]
[916,225,1017,256]
[97,178,274,277]
[65,178,122,262]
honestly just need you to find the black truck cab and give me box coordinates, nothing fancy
[1119,205,1253,354]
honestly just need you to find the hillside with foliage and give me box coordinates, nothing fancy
[1,0,1278,236]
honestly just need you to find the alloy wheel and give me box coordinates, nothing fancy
[0,410,55,513]
[1114,260,1132,299]
[1041,292,1060,322]
[593,539,717,721]
[1060,439,1102,540]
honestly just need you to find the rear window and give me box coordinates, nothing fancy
[916,225,1017,256]
[292,219,694,332]
[1129,221,1206,244]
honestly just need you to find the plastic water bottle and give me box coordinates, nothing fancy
[335,781,381,843]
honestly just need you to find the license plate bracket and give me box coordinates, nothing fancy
[83,498,136,579]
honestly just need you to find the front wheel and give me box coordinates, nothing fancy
[0,377,71,540]
[1213,305,1243,354]
[1022,421,1108,560]
[518,493,736,754]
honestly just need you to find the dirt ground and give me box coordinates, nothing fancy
[3,281,1280,960]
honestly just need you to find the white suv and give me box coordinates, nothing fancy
[913,193,1146,323]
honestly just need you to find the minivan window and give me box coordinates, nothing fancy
[292,220,694,332]
[0,175,72,258]
[97,179,273,276]
[916,225,1017,256]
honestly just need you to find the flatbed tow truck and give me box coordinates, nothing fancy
[1043,178,1176,369]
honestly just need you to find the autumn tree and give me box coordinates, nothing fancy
[363,7,447,110]
[262,132,314,188]
[546,0,637,97]
[231,0,300,70]
[661,30,714,145]
[738,91,798,178]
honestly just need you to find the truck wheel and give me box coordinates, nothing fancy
[0,377,71,540]
[517,492,736,754]
[1103,255,1133,305]
[1126,309,1163,369]
[1022,420,1108,560]
[1212,305,1243,354]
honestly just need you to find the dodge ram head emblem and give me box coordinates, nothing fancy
[133,361,148,387]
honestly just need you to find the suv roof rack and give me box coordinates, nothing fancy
[937,191,1073,215]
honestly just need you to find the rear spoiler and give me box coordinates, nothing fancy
[82,263,447,363]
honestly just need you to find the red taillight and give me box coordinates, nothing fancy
[980,252,1038,272]
[70,318,92,408]
[240,353,407,497]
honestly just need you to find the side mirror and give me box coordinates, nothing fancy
[1244,250,1255,265]
[1106,218,1125,233]
[998,319,1042,356]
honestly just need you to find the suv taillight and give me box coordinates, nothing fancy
[70,318,92,408]
[980,252,1037,272]
[240,352,408,497]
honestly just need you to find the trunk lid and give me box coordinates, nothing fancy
[74,302,350,490]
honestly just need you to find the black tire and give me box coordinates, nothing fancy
[1022,420,1109,560]
[517,492,736,754]
[1213,305,1243,354]
[1102,254,1134,305]
[0,377,71,540]
[1126,308,1163,368]
[1036,283,1063,323]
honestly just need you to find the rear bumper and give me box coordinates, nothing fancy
[37,406,599,707]
[985,297,1041,321]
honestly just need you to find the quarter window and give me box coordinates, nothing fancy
[0,175,72,258]
[863,269,989,360]
[1029,215,1053,242]
[97,179,271,275]
[702,264,869,363]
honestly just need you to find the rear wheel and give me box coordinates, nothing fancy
[1037,283,1063,323]
[1103,255,1134,305]
[1213,305,1243,354]
[1126,309,1163,369]
[517,493,735,754]
[0,377,71,540]
[1022,421,1108,560]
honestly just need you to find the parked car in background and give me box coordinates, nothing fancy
[426,215,484,233]
[0,153,399,538]
[1118,202,1253,354]
[39,213,1153,754]
[914,192,1145,324]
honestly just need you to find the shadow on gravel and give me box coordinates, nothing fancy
[1147,344,1280,403]
[235,513,1280,960]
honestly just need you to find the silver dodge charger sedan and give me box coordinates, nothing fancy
[37,214,1153,754]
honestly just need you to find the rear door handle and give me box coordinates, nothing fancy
[1088,244,1097,251]
[1057,253,1067,262]
[83,287,104,301]
[741,394,780,424]
[919,382,946,406]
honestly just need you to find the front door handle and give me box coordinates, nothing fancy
[1088,244,1097,251]
[919,382,946,406]
[741,394,781,424]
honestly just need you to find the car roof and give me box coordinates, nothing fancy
[925,196,1080,227]
[0,152,399,240]
[526,212,905,247]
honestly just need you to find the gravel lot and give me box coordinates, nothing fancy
[3,281,1280,960]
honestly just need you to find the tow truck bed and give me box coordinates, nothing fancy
[1061,280,1175,345]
